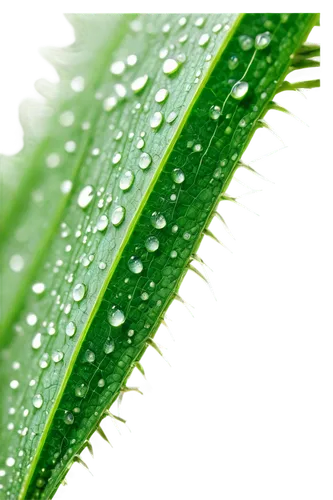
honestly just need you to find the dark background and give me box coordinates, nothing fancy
[0,6,330,498]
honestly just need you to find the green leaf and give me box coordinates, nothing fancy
[0,13,319,499]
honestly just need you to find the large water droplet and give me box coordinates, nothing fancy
[128,256,143,274]
[231,81,249,100]
[139,152,152,170]
[155,88,169,103]
[108,308,126,327]
[111,206,126,227]
[33,394,43,409]
[119,171,135,191]
[163,59,180,75]
[77,185,94,209]
[72,283,87,302]
[145,236,159,252]
[131,74,149,93]
[151,211,166,229]
[66,321,76,337]
[171,168,185,184]
[255,31,271,50]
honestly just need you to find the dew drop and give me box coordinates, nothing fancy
[150,111,163,130]
[127,54,137,66]
[255,31,271,50]
[10,380,19,389]
[59,110,75,127]
[103,96,117,112]
[166,111,178,123]
[6,458,15,467]
[228,55,239,70]
[171,168,185,184]
[209,105,221,120]
[97,215,109,231]
[26,313,38,326]
[32,282,45,295]
[85,350,95,363]
[128,256,143,274]
[155,88,169,103]
[99,262,106,270]
[145,236,159,252]
[66,321,76,337]
[151,211,166,229]
[212,23,222,33]
[198,33,210,47]
[195,16,205,27]
[64,412,75,425]
[46,153,60,169]
[32,394,43,409]
[139,152,152,170]
[136,138,145,149]
[75,384,87,397]
[9,254,24,272]
[108,308,126,327]
[32,333,42,350]
[111,206,126,227]
[72,283,87,302]
[98,379,105,388]
[71,76,85,92]
[119,170,135,191]
[112,152,122,165]
[64,140,76,153]
[60,180,73,194]
[52,351,64,363]
[104,338,115,354]
[239,35,254,51]
[77,185,94,209]
[170,250,177,258]
[115,83,127,98]
[231,81,249,100]
[110,60,126,75]
[39,353,50,369]
[131,74,149,93]
[163,59,180,75]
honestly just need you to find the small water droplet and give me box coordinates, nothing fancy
[111,206,126,227]
[71,76,85,92]
[141,292,149,301]
[39,353,50,369]
[115,83,127,98]
[127,54,137,66]
[26,313,37,326]
[231,81,249,100]
[131,74,149,93]
[212,23,222,33]
[163,59,180,75]
[112,152,122,165]
[239,35,254,51]
[171,168,185,184]
[228,55,239,70]
[110,60,126,75]
[33,394,43,409]
[98,379,105,388]
[151,211,166,229]
[59,110,75,127]
[195,16,205,27]
[9,254,24,272]
[60,180,73,194]
[99,262,106,270]
[32,333,42,349]
[103,96,118,112]
[85,350,95,363]
[108,307,125,327]
[170,250,177,258]
[145,236,160,252]
[128,256,143,274]
[136,138,145,149]
[46,153,60,169]
[166,111,178,123]
[52,351,64,363]
[97,215,109,231]
[72,283,87,302]
[119,170,135,191]
[139,152,152,170]
[198,33,210,47]
[75,384,87,397]
[77,185,94,209]
[255,31,271,50]
[209,105,221,120]
[10,380,19,389]
[66,321,76,337]
[64,140,76,153]
[104,338,115,354]
[64,412,75,425]
[150,111,163,130]
[155,88,169,103]
[32,282,45,295]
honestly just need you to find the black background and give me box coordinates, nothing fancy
[0,6,329,498]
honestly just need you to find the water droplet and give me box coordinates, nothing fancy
[111,206,126,227]
[98,379,105,388]
[66,321,76,337]
[46,153,60,169]
[6,458,15,467]
[198,33,210,46]
[39,353,50,369]
[103,96,118,112]
[231,81,249,100]
[139,152,152,170]
[145,236,159,252]
[131,74,149,93]
[163,59,180,75]
[170,250,177,258]
[77,185,94,208]
[209,105,221,120]
[162,23,170,34]
[10,380,19,389]
[52,351,64,363]
[171,168,185,184]
[166,111,178,123]
[72,283,86,302]
[33,394,43,409]
[99,262,106,270]
[64,412,75,425]
[64,140,76,153]
[32,333,42,349]
[127,54,137,66]
[115,83,127,98]
[239,35,254,51]
[155,88,169,103]
[9,254,24,272]
[128,256,143,274]
[183,232,191,240]
[59,110,75,127]
[108,307,125,327]
[150,111,163,130]
[60,180,73,194]
[136,138,145,149]
[85,350,95,363]
[104,338,115,354]
[97,215,109,231]
[141,292,149,301]
[195,16,205,27]
[228,55,239,70]
[112,152,122,165]
[110,60,126,75]
[75,384,87,397]
[32,282,45,295]
[255,31,271,50]
[71,76,85,92]
[26,313,37,326]
[212,23,222,33]
[159,48,168,59]
[151,211,166,229]
[119,170,135,191]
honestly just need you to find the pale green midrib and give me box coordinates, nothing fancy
[20,14,244,499]
[0,16,134,347]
